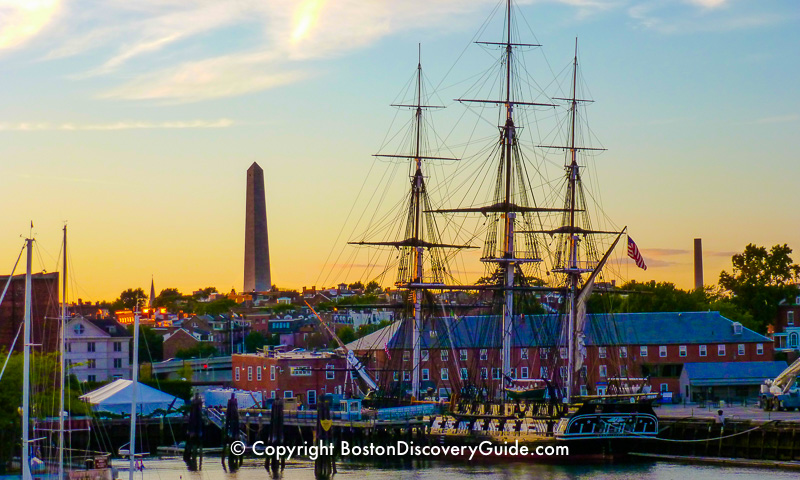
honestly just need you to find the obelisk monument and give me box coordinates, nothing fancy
[244,162,272,292]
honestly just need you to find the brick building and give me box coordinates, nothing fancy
[345,311,773,402]
[162,329,201,359]
[0,272,59,353]
[232,351,348,406]
[772,288,800,354]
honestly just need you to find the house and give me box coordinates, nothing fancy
[232,350,348,407]
[773,288,800,354]
[65,316,131,382]
[162,328,201,359]
[679,361,788,403]
[346,311,774,401]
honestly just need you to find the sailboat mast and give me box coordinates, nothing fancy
[22,238,33,480]
[411,45,424,400]
[501,0,516,401]
[565,42,579,402]
[59,226,67,480]
[129,308,140,479]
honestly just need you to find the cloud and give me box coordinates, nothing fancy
[628,0,788,34]
[0,0,62,51]
[0,118,234,131]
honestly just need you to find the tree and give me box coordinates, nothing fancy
[348,281,364,291]
[336,326,356,345]
[155,288,183,312]
[719,244,800,334]
[245,331,279,353]
[129,325,163,362]
[590,280,709,313]
[176,344,218,360]
[194,287,218,299]
[112,288,148,311]
[194,298,237,315]
[365,280,382,294]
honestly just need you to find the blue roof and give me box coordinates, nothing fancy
[682,361,788,386]
[371,312,770,350]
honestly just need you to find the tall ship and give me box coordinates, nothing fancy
[326,0,659,460]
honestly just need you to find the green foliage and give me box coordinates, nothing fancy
[194,298,236,315]
[111,287,148,311]
[128,325,163,363]
[0,352,90,463]
[175,362,194,381]
[589,280,709,313]
[365,281,382,294]
[175,344,218,360]
[336,326,356,345]
[154,288,183,312]
[193,287,218,299]
[719,244,800,334]
[355,320,392,339]
[348,281,364,290]
[244,331,279,353]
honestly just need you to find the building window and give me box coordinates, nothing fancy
[559,347,568,359]
[790,333,799,348]
[699,345,707,357]
[87,359,96,369]
[113,342,122,352]
[540,348,548,359]
[113,358,122,369]
[257,366,262,381]
[660,384,668,393]
[679,345,687,357]
[271,391,276,399]
[559,366,567,379]
[480,349,488,361]
[620,365,628,377]
[460,368,468,380]
[248,367,253,381]
[492,368,501,380]
[599,365,607,378]
[540,366,548,378]
[87,375,96,382]
[788,311,795,326]
[235,367,240,381]
[640,346,648,357]
[659,346,667,357]
[599,347,607,359]
[421,350,429,362]
[620,346,628,358]
[738,344,745,356]
[422,368,430,381]
[74,324,84,335]
[521,367,529,379]
[66,343,71,353]
[403,371,410,382]
[441,368,449,381]
[403,351,410,362]
[307,390,317,405]
[270,366,276,381]
[718,344,726,356]
[290,366,312,376]
[480,368,488,380]
[326,364,334,380]
[757,343,764,355]
[393,371,399,381]
[460,350,468,361]
[284,391,293,399]
[87,342,95,353]
[441,350,448,361]
[521,348,528,360]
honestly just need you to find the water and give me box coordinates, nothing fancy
[133,457,798,480]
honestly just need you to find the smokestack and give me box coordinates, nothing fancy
[694,238,704,290]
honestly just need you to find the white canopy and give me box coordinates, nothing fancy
[80,379,183,416]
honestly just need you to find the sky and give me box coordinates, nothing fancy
[0,0,798,302]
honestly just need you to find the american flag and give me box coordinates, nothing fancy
[384,341,391,360]
[627,236,647,270]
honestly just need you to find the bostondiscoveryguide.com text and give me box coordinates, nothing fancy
[229,440,569,461]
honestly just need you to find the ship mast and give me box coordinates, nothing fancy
[564,42,580,402]
[349,47,467,399]
[59,226,67,480]
[22,237,33,480]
